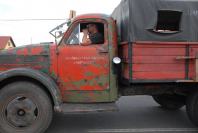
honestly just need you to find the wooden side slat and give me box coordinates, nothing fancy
[133,47,186,56]
[132,56,185,64]
[133,64,185,72]
[133,72,185,80]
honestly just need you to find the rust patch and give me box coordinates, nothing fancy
[0,44,51,74]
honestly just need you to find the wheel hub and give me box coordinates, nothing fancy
[17,109,26,116]
[5,96,38,127]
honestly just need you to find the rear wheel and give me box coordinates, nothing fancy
[0,82,53,133]
[152,94,185,110]
[186,90,198,126]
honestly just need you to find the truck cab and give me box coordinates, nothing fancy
[53,14,119,103]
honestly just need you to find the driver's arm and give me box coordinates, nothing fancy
[82,29,91,45]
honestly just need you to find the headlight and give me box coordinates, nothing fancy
[113,57,121,64]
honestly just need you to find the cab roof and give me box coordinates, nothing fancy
[73,13,111,21]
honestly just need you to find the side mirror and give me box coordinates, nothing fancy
[55,31,64,44]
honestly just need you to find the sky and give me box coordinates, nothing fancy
[0,0,121,46]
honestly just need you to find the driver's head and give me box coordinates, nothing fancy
[87,24,98,34]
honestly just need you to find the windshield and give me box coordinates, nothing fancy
[49,19,71,44]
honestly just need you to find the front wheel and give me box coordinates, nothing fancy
[0,82,53,133]
[152,94,185,110]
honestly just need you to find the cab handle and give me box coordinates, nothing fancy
[97,47,108,53]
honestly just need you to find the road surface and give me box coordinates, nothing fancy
[46,96,198,133]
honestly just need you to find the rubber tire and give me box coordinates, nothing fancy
[0,82,53,133]
[186,90,198,126]
[152,94,185,110]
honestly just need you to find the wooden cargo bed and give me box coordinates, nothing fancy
[120,41,198,83]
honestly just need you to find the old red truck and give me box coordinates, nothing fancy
[0,0,198,132]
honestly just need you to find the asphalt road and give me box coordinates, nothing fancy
[46,96,198,133]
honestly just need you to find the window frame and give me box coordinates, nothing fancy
[59,19,108,46]
[152,10,183,34]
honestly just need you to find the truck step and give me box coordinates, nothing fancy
[57,103,118,114]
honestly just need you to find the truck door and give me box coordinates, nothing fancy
[58,22,109,92]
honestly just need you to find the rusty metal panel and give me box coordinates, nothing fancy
[0,44,51,74]
[57,45,109,91]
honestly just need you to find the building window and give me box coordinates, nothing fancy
[154,10,182,34]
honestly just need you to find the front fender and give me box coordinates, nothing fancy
[0,68,62,109]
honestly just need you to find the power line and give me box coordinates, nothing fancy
[0,19,66,21]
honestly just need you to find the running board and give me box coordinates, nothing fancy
[56,103,118,114]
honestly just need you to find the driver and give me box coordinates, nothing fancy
[82,23,104,45]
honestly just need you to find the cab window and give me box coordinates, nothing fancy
[64,22,104,45]
[65,24,81,44]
